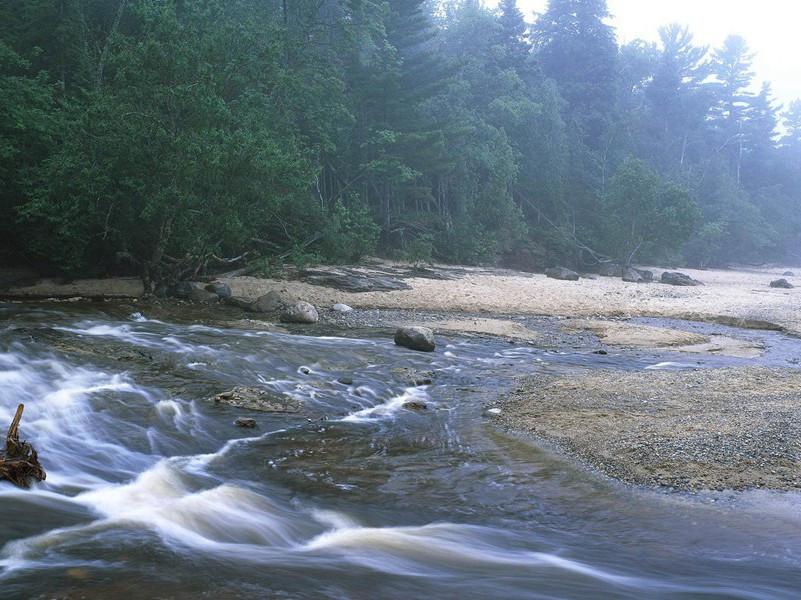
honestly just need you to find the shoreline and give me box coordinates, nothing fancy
[4,261,801,493]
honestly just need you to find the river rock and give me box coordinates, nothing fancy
[770,278,794,289]
[661,272,703,286]
[636,269,654,282]
[598,263,624,277]
[234,417,257,428]
[783,271,795,277]
[153,281,171,298]
[205,282,232,299]
[210,387,301,412]
[249,290,285,313]
[188,288,221,304]
[545,267,580,281]
[172,281,198,299]
[622,268,644,283]
[394,327,435,352]
[403,401,428,411]
[280,301,319,324]
[332,303,353,313]
[226,296,255,310]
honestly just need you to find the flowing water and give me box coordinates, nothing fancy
[1,302,800,599]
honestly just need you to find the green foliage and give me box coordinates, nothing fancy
[318,199,380,263]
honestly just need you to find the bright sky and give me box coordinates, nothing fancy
[486,0,801,109]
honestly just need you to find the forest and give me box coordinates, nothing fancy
[1,0,800,286]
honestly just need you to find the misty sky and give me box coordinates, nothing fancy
[488,0,801,110]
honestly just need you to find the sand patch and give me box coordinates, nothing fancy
[495,367,801,491]
[428,318,540,341]
[563,319,708,347]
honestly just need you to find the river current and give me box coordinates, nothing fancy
[0,302,800,599]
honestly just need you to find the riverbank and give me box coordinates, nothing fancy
[4,261,801,493]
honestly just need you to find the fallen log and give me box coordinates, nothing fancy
[0,404,46,488]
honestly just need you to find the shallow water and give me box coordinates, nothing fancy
[1,303,800,599]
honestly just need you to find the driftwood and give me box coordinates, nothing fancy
[0,404,46,488]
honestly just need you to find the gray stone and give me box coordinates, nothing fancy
[210,387,301,413]
[598,263,624,277]
[545,266,580,281]
[280,301,319,324]
[234,417,257,428]
[153,281,171,298]
[337,377,354,385]
[249,290,285,313]
[394,327,435,352]
[226,296,255,310]
[622,268,644,283]
[332,303,354,313]
[770,278,794,289]
[635,269,654,282]
[188,288,221,304]
[172,281,198,298]
[783,271,795,277]
[205,282,232,299]
[661,272,703,286]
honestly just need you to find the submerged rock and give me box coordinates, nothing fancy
[210,387,301,413]
[661,272,703,286]
[545,266,580,281]
[394,327,435,352]
[403,401,428,411]
[234,417,257,428]
[770,278,794,289]
[280,301,319,324]
[391,368,434,386]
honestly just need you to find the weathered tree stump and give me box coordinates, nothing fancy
[0,404,46,488]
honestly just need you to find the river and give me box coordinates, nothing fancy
[0,302,800,599]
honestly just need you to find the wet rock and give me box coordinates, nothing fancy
[392,368,434,386]
[210,387,301,413]
[598,263,624,277]
[280,301,319,324]
[783,271,795,277]
[188,288,221,304]
[622,268,644,283]
[332,303,353,313]
[205,282,232,299]
[394,326,435,352]
[661,272,703,286]
[403,402,428,411]
[337,377,353,385]
[249,290,285,313]
[299,366,311,374]
[226,296,255,310]
[153,281,171,298]
[770,278,794,289]
[234,417,257,428]
[545,267,580,281]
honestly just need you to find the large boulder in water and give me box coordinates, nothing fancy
[770,278,794,289]
[394,327,435,352]
[661,272,703,287]
[280,301,319,324]
[210,387,301,413]
[545,267,580,281]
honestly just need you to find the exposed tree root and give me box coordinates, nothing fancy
[0,404,46,488]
